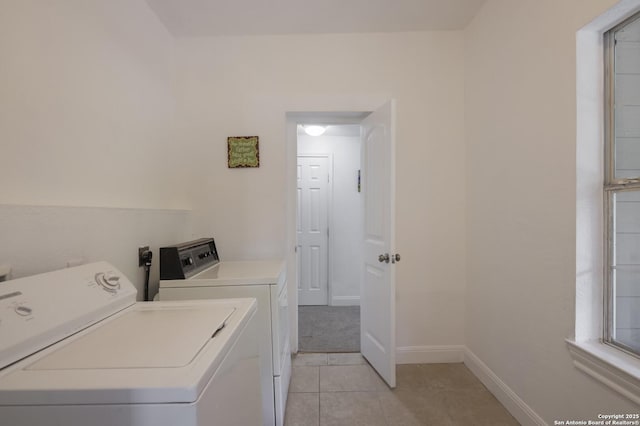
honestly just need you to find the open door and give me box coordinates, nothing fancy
[360,100,396,388]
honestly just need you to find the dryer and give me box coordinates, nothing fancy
[159,239,290,426]
[0,262,261,426]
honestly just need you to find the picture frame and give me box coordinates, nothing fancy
[227,136,260,168]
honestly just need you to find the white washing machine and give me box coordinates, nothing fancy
[0,261,262,426]
[159,239,290,426]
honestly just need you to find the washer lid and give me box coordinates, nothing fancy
[0,299,257,406]
[28,306,234,370]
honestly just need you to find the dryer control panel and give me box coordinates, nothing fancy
[160,238,219,280]
[0,262,136,370]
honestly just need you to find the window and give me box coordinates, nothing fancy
[604,12,640,357]
[569,1,640,404]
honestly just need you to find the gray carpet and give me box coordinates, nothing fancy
[298,305,360,353]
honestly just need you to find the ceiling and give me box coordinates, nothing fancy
[144,0,487,37]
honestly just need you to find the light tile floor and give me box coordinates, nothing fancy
[285,353,519,426]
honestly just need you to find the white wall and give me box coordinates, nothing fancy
[0,1,192,297]
[298,131,362,306]
[174,32,467,350]
[465,0,639,422]
[0,205,192,300]
[0,2,467,352]
[0,0,188,209]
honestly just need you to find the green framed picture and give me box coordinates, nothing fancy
[227,136,259,168]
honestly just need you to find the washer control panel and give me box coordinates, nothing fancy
[0,262,136,370]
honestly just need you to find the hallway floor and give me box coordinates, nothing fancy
[284,353,519,426]
[298,306,360,352]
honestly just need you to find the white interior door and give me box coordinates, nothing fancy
[297,155,329,306]
[360,100,396,388]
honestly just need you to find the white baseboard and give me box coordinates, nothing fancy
[463,348,546,426]
[331,296,360,306]
[396,345,465,364]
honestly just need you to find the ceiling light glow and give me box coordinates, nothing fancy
[303,125,327,137]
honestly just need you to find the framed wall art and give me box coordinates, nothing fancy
[227,136,259,168]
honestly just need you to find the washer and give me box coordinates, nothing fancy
[159,239,290,426]
[0,261,261,426]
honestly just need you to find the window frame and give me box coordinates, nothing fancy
[570,0,640,405]
[603,12,640,359]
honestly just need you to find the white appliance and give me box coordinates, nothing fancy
[159,239,290,426]
[0,261,262,426]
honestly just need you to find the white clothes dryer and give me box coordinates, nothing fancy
[159,239,290,426]
[0,262,262,426]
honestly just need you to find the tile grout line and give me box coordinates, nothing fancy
[317,389,321,426]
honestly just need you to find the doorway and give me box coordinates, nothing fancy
[296,124,362,353]
[287,101,397,387]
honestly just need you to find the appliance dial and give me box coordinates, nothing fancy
[95,272,120,293]
[15,305,32,316]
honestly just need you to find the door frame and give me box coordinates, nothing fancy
[285,108,393,354]
[296,153,333,306]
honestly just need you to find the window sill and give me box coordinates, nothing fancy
[566,339,640,405]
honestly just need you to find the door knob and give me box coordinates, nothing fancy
[378,253,390,263]
[392,253,401,264]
